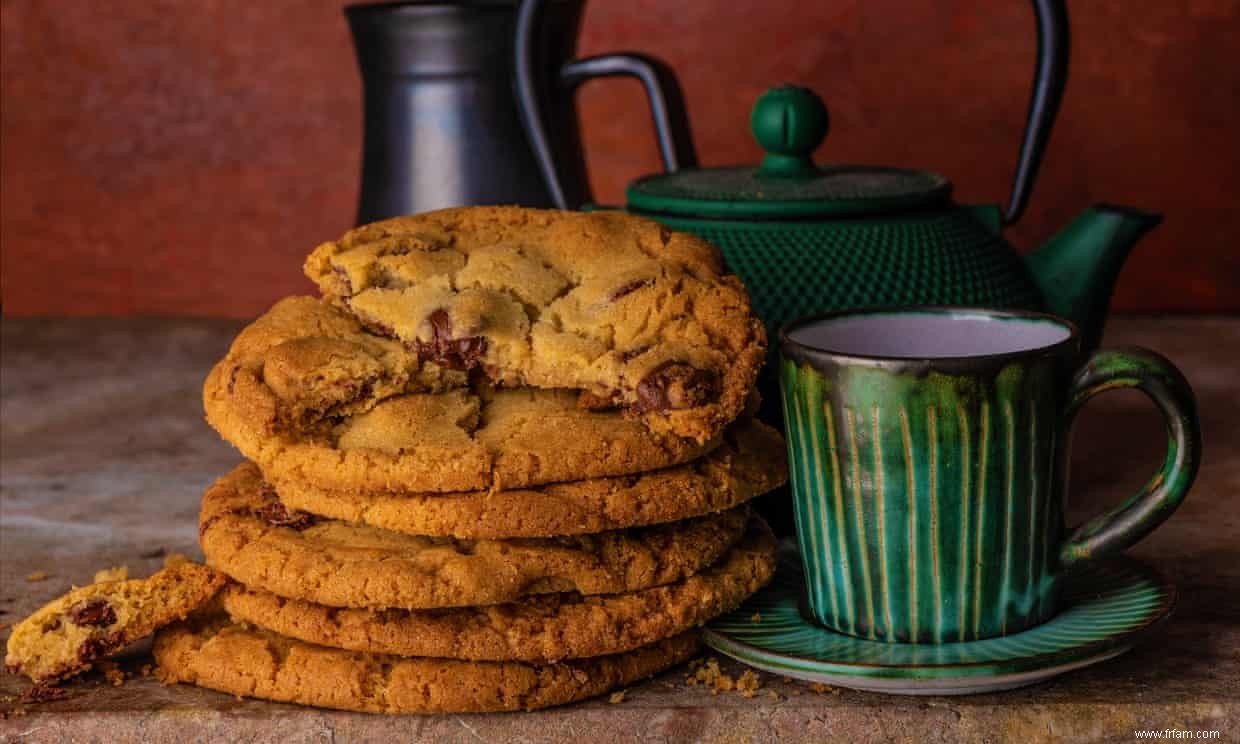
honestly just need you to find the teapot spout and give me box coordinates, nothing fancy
[1025,204,1162,352]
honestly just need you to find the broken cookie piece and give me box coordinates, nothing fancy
[206,296,467,438]
[4,562,226,684]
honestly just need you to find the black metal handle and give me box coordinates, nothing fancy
[1005,0,1070,225]
[559,53,697,174]
[514,0,697,209]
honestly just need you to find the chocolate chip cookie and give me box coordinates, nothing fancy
[221,516,775,662]
[207,364,718,493]
[304,206,766,444]
[272,418,786,538]
[5,563,226,683]
[204,297,719,492]
[154,615,699,714]
[199,464,749,610]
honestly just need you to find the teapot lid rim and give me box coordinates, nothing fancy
[626,164,953,220]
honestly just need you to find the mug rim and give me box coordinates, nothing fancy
[779,306,1081,369]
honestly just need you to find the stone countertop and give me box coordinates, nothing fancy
[1,316,1237,743]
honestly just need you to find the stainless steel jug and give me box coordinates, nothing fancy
[348,0,696,223]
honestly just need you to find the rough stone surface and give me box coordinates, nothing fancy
[1,316,1238,743]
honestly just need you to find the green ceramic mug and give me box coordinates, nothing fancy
[779,308,1200,644]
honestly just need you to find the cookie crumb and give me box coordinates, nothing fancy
[99,661,127,687]
[608,690,626,704]
[809,682,841,695]
[768,690,782,700]
[163,553,192,569]
[140,664,154,677]
[736,670,761,698]
[93,566,129,583]
[684,658,763,697]
[750,612,762,623]
[25,571,48,582]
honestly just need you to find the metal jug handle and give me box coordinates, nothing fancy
[514,0,698,210]
[1005,0,1069,225]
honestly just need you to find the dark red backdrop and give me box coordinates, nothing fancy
[2,1,1237,317]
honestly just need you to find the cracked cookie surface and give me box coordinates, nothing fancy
[208,295,466,433]
[205,300,717,492]
[221,517,775,662]
[154,614,699,714]
[304,206,766,444]
[4,563,226,683]
[199,464,750,610]
[272,419,786,538]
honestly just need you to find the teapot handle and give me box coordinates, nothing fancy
[514,0,698,210]
[1005,0,1069,225]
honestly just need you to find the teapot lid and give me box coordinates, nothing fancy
[626,86,952,219]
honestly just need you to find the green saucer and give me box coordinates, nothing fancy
[702,552,1175,695]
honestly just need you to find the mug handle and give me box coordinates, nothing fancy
[514,0,698,210]
[1057,348,1201,568]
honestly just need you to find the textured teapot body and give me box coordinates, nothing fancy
[642,206,1044,345]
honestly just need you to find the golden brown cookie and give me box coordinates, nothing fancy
[304,206,766,444]
[206,360,717,493]
[199,464,749,610]
[208,295,466,431]
[273,419,786,538]
[221,517,776,662]
[4,563,226,683]
[154,615,699,714]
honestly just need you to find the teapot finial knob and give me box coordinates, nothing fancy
[752,85,828,178]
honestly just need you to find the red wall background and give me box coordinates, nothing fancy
[2,0,1238,318]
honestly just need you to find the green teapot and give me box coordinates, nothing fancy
[624,80,1160,356]
[520,0,1160,357]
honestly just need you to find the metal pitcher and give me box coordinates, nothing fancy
[347,0,696,224]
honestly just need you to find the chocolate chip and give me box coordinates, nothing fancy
[335,378,374,401]
[332,265,353,294]
[253,501,319,531]
[609,279,651,301]
[633,362,718,413]
[67,599,116,628]
[413,309,487,371]
[77,632,123,664]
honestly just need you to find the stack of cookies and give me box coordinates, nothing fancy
[160,207,787,714]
